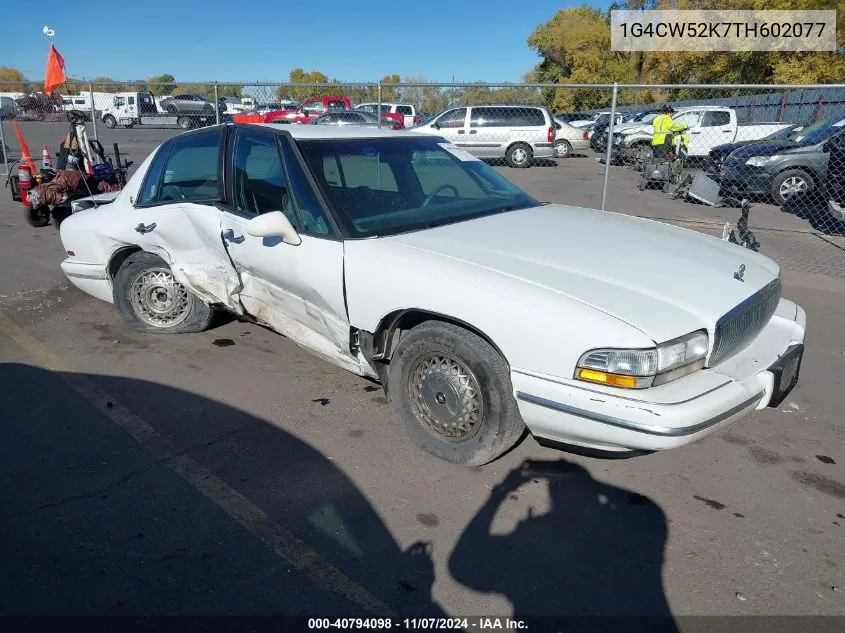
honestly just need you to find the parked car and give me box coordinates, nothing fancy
[570,111,625,129]
[593,109,662,153]
[58,123,805,466]
[158,94,221,117]
[553,117,590,157]
[610,106,794,163]
[718,116,845,205]
[312,110,402,130]
[706,123,804,175]
[409,104,557,167]
[265,96,352,124]
[0,96,18,119]
[355,102,420,127]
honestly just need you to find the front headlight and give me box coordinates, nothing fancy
[745,156,771,167]
[575,330,709,389]
[613,135,622,145]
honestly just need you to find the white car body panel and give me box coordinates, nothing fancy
[59,125,806,456]
[553,119,590,150]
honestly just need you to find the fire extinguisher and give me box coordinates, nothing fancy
[18,164,32,208]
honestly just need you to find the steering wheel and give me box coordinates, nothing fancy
[422,184,459,207]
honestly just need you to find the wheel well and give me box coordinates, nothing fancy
[107,245,143,281]
[506,141,531,152]
[775,166,817,182]
[368,309,509,368]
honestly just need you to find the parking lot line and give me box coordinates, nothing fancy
[0,309,394,617]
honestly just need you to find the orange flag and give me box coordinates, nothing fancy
[44,44,66,95]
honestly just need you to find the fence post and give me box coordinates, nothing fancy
[214,83,220,125]
[0,116,9,177]
[600,82,618,211]
[88,82,98,141]
[377,81,382,129]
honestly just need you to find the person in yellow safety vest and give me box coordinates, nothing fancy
[652,104,689,160]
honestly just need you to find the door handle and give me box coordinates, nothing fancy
[457,130,465,134]
[134,222,156,234]
[222,229,245,244]
[469,130,477,134]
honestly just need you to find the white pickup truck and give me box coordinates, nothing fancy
[611,106,793,162]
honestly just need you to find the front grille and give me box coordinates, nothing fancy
[709,279,781,367]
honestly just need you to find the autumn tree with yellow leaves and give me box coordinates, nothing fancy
[528,0,844,111]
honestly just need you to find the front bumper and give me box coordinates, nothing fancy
[511,298,806,454]
[719,164,775,196]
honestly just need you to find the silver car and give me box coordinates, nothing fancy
[409,104,556,167]
[311,110,400,129]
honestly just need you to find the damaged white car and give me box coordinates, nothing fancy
[59,124,806,465]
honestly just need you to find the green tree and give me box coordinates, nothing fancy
[280,68,330,101]
[0,67,30,92]
[146,73,175,95]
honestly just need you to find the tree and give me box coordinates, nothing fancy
[280,68,330,101]
[146,74,175,95]
[0,67,29,92]
[398,75,451,115]
[380,74,401,101]
[527,0,845,112]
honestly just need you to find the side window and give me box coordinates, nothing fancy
[232,129,291,220]
[138,128,222,205]
[114,97,125,107]
[136,144,173,205]
[128,96,136,106]
[673,111,701,128]
[436,108,467,128]
[327,99,346,110]
[470,107,505,128]
[511,108,545,126]
[279,140,334,236]
[396,105,413,115]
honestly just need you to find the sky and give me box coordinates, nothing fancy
[1,1,611,85]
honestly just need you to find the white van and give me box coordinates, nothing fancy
[410,104,557,167]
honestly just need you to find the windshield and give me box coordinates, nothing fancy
[295,137,539,238]
[789,117,845,145]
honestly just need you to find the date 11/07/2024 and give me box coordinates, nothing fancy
[308,618,528,630]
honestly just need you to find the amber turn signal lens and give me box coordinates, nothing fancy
[577,368,639,389]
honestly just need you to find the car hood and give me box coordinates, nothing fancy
[728,141,821,160]
[711,139,793,156]
[348,205,779,344]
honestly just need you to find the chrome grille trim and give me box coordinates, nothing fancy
[708,278,781,368]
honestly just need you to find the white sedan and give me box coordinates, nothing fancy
[58,124,806,466]
[553,117,590,157]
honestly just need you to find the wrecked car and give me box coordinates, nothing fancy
[59,124,807,466]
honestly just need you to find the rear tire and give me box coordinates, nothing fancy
[113,251,214,334]
[506,142,533,168]
[177,117,192,130]
[387,320,525,466]
[554,139,572,158]
[103,115,116,129]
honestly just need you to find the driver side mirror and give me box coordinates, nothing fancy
[246,211,302,245]
[431,121,440,129]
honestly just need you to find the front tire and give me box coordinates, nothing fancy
[177,117,193,130]
[113,251,214,334]
[506,142,533,168]
[771,169,814,206]
[388,320,526,466]
[103,115,116,129]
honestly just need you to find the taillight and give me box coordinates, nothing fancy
[583,131,588,140]
[547,127,555,143]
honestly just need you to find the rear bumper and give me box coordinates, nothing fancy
[60,259,113,304]
[511,298,806,454]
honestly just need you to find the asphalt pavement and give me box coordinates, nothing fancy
[1,122,844,624]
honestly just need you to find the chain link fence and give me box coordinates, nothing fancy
[1,81,844,278]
